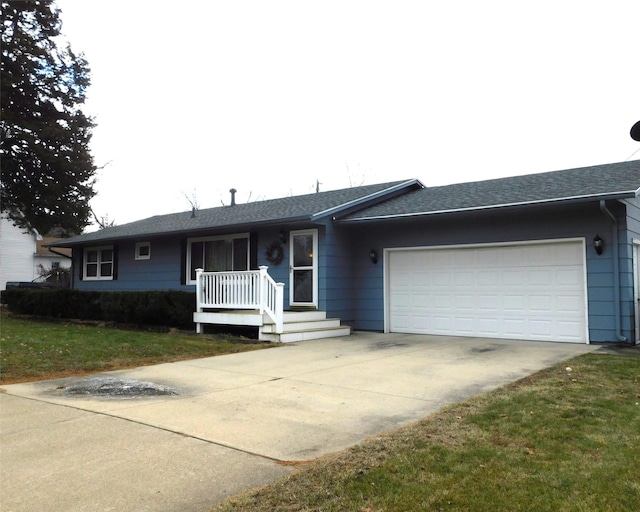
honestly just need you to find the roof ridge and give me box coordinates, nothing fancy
[424,159,640,189]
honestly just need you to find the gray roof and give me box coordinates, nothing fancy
[341,160,640,222]
[50,160,640,247]
[50,180,419,247]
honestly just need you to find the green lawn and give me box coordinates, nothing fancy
[216,352,640,512]
[0,312,275,383]
[3,312,638,510]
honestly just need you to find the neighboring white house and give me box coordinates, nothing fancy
[0,214,71,290]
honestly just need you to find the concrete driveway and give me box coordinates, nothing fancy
[0,332,596,512]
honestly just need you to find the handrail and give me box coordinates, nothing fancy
[195,266,284,333]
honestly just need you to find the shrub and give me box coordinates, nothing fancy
[1,289,195,329]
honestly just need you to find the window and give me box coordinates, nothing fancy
[84,246,114,280]
[135,242,151,260]
[187,234,249,283]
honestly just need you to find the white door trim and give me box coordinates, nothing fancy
[289,229,318,307]
[633,239,640,341]
[384,238,589,343]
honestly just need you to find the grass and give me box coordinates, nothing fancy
[215,352,640,512]
[0,312,276,383]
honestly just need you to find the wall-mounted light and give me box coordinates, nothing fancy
[279,230,287,244]
[593,234,604,255]
[369,249,378,264]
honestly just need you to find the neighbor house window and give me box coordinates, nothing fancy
[84,246,114,280]
[187,234,249,283]
[135,242,151,260]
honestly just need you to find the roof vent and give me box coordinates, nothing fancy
[230,188,237,206]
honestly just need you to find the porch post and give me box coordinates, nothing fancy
[275,282,284,333]
[195,268,203,334]
[258,266,268,314]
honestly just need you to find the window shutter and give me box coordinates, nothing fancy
[250,232,258,269]
[112,244,119,280]
[180,239,187,285]
[78,249,84,281]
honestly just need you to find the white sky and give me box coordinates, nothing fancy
[54,0,640,229]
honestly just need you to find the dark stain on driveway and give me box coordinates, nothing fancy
[370,341,410,350]
[54,376,182,399]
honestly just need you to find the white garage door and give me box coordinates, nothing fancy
[387,240,587,343]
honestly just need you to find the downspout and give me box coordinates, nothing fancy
[599,200,627,342]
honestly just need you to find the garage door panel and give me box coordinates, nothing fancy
[557,268,582,285]
[455,294,475,310]
[503,318,527,335]
[478,295,501,311]
[477,318,500,336]
[455,316,476,334]
[454,271,476,286]
[477,271,499,285]
[388,241,587,343]
[529,295,554,312]
[557,295,583,312]
[557,321,584,341]
[504,295,526,313]
[529,318,554,337]
[503,270,525,286]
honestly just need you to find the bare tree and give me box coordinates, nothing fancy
[90,208,116,229]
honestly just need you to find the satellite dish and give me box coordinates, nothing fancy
[631,120,640,141]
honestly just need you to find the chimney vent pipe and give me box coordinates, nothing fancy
[230,188,237,206]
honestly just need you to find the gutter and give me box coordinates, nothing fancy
[599,200,627,342]
[47,247,73,259]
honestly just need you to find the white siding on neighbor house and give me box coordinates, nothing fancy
[0,214,40,289]
[34,253,72,273]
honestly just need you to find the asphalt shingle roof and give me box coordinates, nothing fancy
[342,160,640,222]
[51,180,415,246]
[50,160,640,247]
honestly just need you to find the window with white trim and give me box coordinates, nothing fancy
[135,242,151,260]
[84,246,114,280]
[187,234,249,283]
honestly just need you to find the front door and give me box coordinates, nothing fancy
[289,229,318,307]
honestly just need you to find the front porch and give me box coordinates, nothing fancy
[193,267,351,342]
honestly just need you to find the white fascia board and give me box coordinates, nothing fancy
[310,179,424,221]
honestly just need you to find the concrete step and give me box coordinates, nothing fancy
[261,325,352,343]
[194,309,351,342]
[261,318,342,333]
[280,310,327,322]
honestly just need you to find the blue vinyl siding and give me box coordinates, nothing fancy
[345,201,630,342]
[75,237,184,291]
[319,221,355,323]
[71,197,639,343]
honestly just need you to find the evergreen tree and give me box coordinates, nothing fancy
[1,0,96,235]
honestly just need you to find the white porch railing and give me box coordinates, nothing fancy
[195,266,284,334]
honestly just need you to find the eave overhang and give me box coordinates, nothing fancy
[338,188,640,223]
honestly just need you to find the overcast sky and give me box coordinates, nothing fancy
[54,0,640,229]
